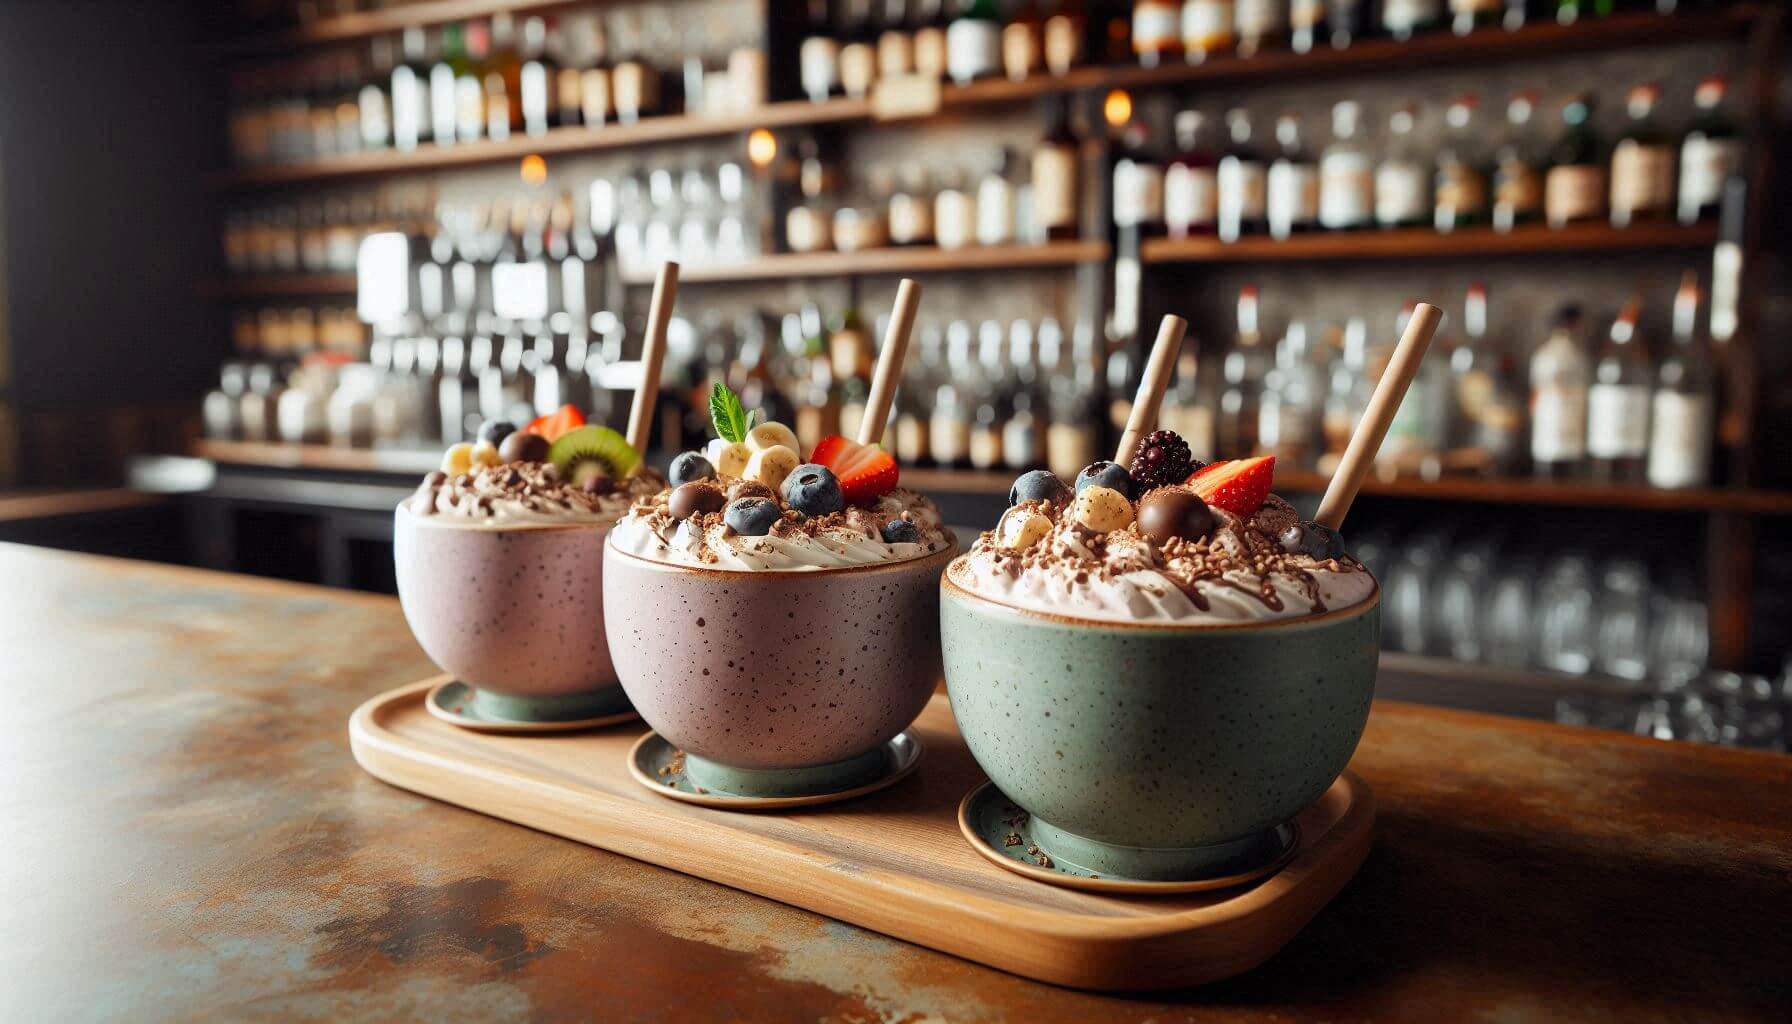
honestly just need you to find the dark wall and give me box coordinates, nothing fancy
[0,1,215,482]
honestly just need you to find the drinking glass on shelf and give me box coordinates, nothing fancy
[1482,556,1536,668]
[1594,557,1651,683]
[1385,531,1441,655]
[1536,553,1596,675]
[1647,579,1709,690]
[1434,542,1491,663]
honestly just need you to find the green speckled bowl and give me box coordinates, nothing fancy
[941,559,1379,882]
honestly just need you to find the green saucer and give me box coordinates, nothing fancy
[957,781,1299,894]
[628,730,923,810]
[426,680,638,734]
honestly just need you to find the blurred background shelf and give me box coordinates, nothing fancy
[1142,223,1720,264]
[205,0,599,58]
[622,241,1110,285]
[200,274,359,299]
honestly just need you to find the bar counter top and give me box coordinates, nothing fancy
[8,544,1789,1021]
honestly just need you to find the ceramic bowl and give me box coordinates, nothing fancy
[941,561,1379,880]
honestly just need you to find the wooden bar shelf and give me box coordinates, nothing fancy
[620,240,1109,285]
[205,0,599,58]
[199,274,359,299]
[1142,222,1719,265]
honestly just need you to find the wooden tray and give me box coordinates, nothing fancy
[350,678,1375,991]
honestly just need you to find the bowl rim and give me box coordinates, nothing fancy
[395,501,621,534]
[941,555,1380,633]
[604,530,958,578]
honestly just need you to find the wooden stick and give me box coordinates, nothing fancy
[625,261,680,455]
[1114,314,1188,467]
[856,278,922,448]
[1315,302,1444,531]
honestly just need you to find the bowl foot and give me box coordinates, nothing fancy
[426,680,637,733]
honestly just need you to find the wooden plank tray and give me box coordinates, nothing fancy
[350,678,1375,991]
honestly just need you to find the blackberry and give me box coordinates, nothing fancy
[1128,430,1194,491]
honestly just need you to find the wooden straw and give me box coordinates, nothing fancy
[625,261,680,454]
[1114,314,1189,467]
[1315,302,1444,530]
[856,278,923,447]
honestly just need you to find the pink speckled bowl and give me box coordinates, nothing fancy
[394,505,626,720]
[603,539,952,783]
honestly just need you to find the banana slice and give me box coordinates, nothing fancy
[745,421,801,455]
[713,441,751,478]
[998,508,1053,551]
[745,444,801,491]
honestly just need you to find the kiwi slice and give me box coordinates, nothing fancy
[547,425,640,485]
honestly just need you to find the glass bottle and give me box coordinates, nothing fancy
[890,163,937,246]
[1381,0,1444,41]
[1450,282,1497,452]
[1033,97,1081,241]
[947,0,1005,83]
[1647,272,1716,489]
[1217,285,1268,456]
[1530,305,1589,479]
[1319,100,1374,231]
[1291,0,1327,54]
[1326,0,1366,48]
[1268,112,1320,239]
[1609,82,1675,228]
[1042,0,1086,74]
[913,0,950,80]
[1323,317,1371,461]
[1544,95,1606,229]
[800,0,840,102]
[1165,109,1220,238]
[1258,321,1323,467]
[839,0,880,99]
[1433,94,1489,232]
[1492,90,1544,232]
[878,0,917,80]
[785,137,836,254]
[977,147,1019,246]
[1217,108,1269,242]
[1555,0,1615,26]
[1112,121,1166,237]
[929,319,975,466]
[1003,0,1043,81]
[934,166,978,250]
[1133,0,1183,67]
[1181,0,1236,63]
[1451,0,1503,35]
[1375,104,1430,229]
[1236,0,1288,58]
[1678,75,1741,225]
[392,27,434,151]
[1585,299,1653,484]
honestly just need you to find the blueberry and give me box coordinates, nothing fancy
[1008,469,1072,508]
[881,518,920,544]
[781,463,844,517]
[1074,461,1132,499]
[668,450,716,487]
[724,497,782,537]
[1296,521,1347,560]
[477,420,518,447]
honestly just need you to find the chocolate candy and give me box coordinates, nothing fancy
[498,430,552,464]
[1137,488,1216,545]
[669,481,727,520]
[727,479,778,503]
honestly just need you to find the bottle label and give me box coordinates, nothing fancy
[1375,161,1429,225]
[785,206,832,253]
[1002,22,1040,80]
[1545,164,1607,226]
[1610,141,1675,218]
[1435,164,1488,221]
[1647,391,1713,488]
[914,27,948,78]
[520,64,548,134]
[1181,0,1235,50]
[930,416,970,464]
[1237,0,1290,37]
[1133,4,1180,52]
[935,190,977,249]
[556,68,584,123]
[946,20,1002,83]
[1165,164,1219,234]
[1032,146,1079,230]
[889,193,935,244]
[1531,387,1587,462]
[879,31,915,79]
[839,43,877,98]
[801,36,841,100]
[977,179,1016,245]
[1319,152,1373,229]
[1218,158,1267,236]
[1587,384,1651,458]
[1678,136,1740,217]
[1047,423,1096,479]
[1494,160,1543,218]
[1114,160,1165,228]
[1269,161,1320,235]
[581,69,611,125]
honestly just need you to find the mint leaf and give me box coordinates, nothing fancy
[745,409,759,433]
[710,382,749,443]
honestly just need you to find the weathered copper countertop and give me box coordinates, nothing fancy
[8,544,1789,1021]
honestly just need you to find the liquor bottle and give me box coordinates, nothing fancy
[518,17,555,137]
[1503,0,1528,30]
[786,137,836,253]
[1381,0,1444,41]
[878,0,916,79]
[800,0,841,102]
[1492,90,1544,232]
[1033,97,1082,241]
[930,320,975,465]
[610,11,661,124]
[1326,0,1366,47]
[1113,121,1166,237]
[1258,321,1322,466]
[1384,301,1454,467]
[1586,298,1653,484]
[1544,95,1606,228]
[1268,112,1320,239]
[1042,0,1086,74]
[1003,0,1043,80]
[947,0,1005,84]
[895,324,939,464]
[392,28,433,151]
[1529,305,1589,479]
[1555,0,1614,26]
[1609,82,1675,228]
[839,0,879,99]
[1433,94,1489,232]
[890,163,938,246]
[1133,0,1182,66]
[359,37,393,151]
[457,20,491,143]
[1678,76,1741,225]
[913,0,950,79]
[1451,0,1503,35]
[1647,271,1716,489]
[1376,104,1430,229]
[1003,320,1045,468]
[977,147,1019,245]
[1105,325,1138,442]
[935,166,978,249]
[485,12,523,140]
[1323,317,1371,460]
[970,320,1009,469]
[577,17,614,128]
[1182,0,1236,63]
[1450,282,1498,449]
[1217,108,1269,242]
[1217,286,1268,455]
[1319,101,1374,231]
[1236,0,1288,57]
[1291,0,1327,53]
[1165,109,1220,238]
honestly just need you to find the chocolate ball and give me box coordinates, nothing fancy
[498,430,551,464]
[1137,488,1216,545]
[668,481,727,520]
[727,479,778,503]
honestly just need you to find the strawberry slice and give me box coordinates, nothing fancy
[525,404,587,442]
[809,434,899,506]
[1186,455,1275,517]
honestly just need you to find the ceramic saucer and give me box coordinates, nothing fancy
[956,781,1300,895]
[426,680,639,734]
[627,730,923,810]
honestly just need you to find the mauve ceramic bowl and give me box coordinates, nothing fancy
[603,540,953,784]
[394,506,624,719]
[941,561,1380,880]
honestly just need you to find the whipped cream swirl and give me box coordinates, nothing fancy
[952,494,1376,625]
[610,487,951,571]
[403,462,663,528]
